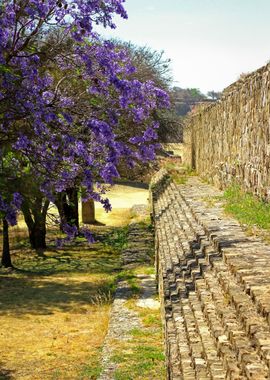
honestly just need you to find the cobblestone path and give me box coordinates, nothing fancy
[152,170,270,380]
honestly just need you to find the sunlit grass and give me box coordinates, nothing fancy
[223,184,270,230]
[111,298,165,380]
[0,184,158,379]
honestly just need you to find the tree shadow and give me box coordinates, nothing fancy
[0,364,15,379]
[6,242,121,276]
[85,220,106,226]
[0,274,116,317]
[0,235,123,316]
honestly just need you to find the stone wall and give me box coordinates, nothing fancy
[187,63,270,198]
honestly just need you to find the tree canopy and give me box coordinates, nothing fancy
[0,1,170,244]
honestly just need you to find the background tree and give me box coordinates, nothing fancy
[207,90,222,100]
[117,42,182,143]
[173,87,207,116]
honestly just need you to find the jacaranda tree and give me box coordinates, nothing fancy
[0,1,169,266]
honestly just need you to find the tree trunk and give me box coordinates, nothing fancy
[56,188,79,230]
[28,221,47,250]
[22,197,49,251]
[65,188,79,228]
[1,218,12,268]
[82,199,96,224]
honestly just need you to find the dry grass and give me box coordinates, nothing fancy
[95,184,149,209]
[95,207,132,227]
[11,184,149,230]
[161,143,184,157]
[0,237,121,380]
[0,183,151,379]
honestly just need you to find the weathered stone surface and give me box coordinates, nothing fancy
[151,170,270,379]
[185,63,270,199]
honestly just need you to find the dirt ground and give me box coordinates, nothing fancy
[94,184,149,226]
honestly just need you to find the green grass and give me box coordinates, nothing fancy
[116,269,141,295]
[111,293,165,380]
[102,226,129,251]
[107,220,164,380]
[113,344,165,380]
[78,356,103,380]
[112,328,165,380]
[223,184,270,229]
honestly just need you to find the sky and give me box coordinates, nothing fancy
[98,0,270,94]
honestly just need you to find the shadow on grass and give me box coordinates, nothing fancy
[0,364,15,379]
[0,240,122,317]
[6,244,121,276]
[0,274,116,317]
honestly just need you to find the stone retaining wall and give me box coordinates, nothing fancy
[187,63,270,198]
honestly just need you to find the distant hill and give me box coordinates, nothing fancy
[172,87,214,116]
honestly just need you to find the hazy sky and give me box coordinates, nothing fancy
[99,0,270,94]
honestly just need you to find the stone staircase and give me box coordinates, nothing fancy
[151,170,270,380]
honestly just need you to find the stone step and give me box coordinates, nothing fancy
[172,299,211,379]
[196,278,249,380]
[172,303,197,379]
[202,269,269,379]
[166,317,182,380]
[171,184,270,331]
[176,182,270,332]
[188,292,227,379]
[212,261,270,368]
[151,171,270,379]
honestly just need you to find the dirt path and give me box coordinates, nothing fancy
[94,184,149,226]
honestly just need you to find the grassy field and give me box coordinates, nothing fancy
[0,228,124,380]
[0,184,164,379]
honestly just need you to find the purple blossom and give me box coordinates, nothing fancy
[80,227,95,243]
[100,163,120,183]
[42,91,54,105]
[11,193,23,209]
[101,198,112,213]
[143,127,158,141]
[0,193,22,226]
[0,0,170,234]
[13,136,30,150]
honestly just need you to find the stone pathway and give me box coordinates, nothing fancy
[98,220,159,380]
[98,281,142,380]
[151,170,270,380]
